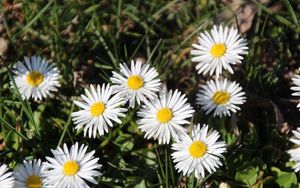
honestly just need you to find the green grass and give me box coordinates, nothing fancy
[1,0,300,187]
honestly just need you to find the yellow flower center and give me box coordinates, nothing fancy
[157,108,173,123]
[127,75,144,90]
[212,91,230,105]
[210,43,226,58]
[189,141,207,158]
[63,160,79,176]
[90,102,106,116]
[26,175,42,188]
[26,71,44,87]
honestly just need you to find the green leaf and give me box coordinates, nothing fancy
[224,133,237,146]
[114,133,134,152]
[271,167,297,188]
[4,131,19,151]
[133,179,147,188]
[235,166,259,186]
[145,151,157,166]
[1,111,19,151]
[127,121,140,134]
[99,176,126,186]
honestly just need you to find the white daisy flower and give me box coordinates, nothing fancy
[137,89,195,144]
[12,55,60,101]
[191,25,248,76]
[0,164,14,187]
[110,60,161,107]
[196,79,246,117]
[43,142,102,188]
[171,124,227,179]
[288,128,300,172]
[290,75,300,109]
[13,159,47,188]
[72,84,127,138]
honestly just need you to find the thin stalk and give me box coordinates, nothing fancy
[3,62,40,138]
[91,1,117,66]
[152,0,180,19]
[116,0,122,39]
[251,0,300,33]
[197,172,213,187]
[165,148,169,187]
[146,39,162,64]
[19,0,54,34]
[187,173,195,188]
[155,146,166,179]
[95,30,117,66]
[57,102,74,147]
[282,0,299,26]
[156,170,163,186]
[128,35,146,62]
[0,118,29,141]
[174,17,209,52]
[168,155,175,187]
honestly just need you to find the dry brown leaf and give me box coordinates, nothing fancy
[237,3,257,33]
[278,122,290,134]
[219,1,256,33]
[175,47,191,64]
[0,38,8,57]
[0,134,5,152]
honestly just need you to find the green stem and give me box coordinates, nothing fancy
[251,0,300,33]
[155,146,166,179]
[19,0,54,34]
[0,118,29,141]
[165,148,169,188]
[57,102,74,147]
[187,173,195,188]
[3,62,40,138]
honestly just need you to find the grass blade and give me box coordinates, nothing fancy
[282,0,299,26]
[57,102,74,147]
[19,0,54,34]
[0,118,29,142]
[146,39,162,64]
[251,0,300,33]
[4,62,40,138]
[165,149,169,188]
[155,146,166,180]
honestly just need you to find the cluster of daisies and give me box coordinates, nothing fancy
[0,142,101,187]
[192,25,248,117]
[2,24,300,187]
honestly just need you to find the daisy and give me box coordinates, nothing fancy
[196,79,246,117]
[110,60,161,107]
[72,84,127,138]
[191,25,248,76]
[43,142,101,188]
[171,124,227,179]
[290,75,300,109]
[287,128,300,172]
[137,89,195,144]
[12,55,60,101]
[13,159,46,188]
[0,164,14,187]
